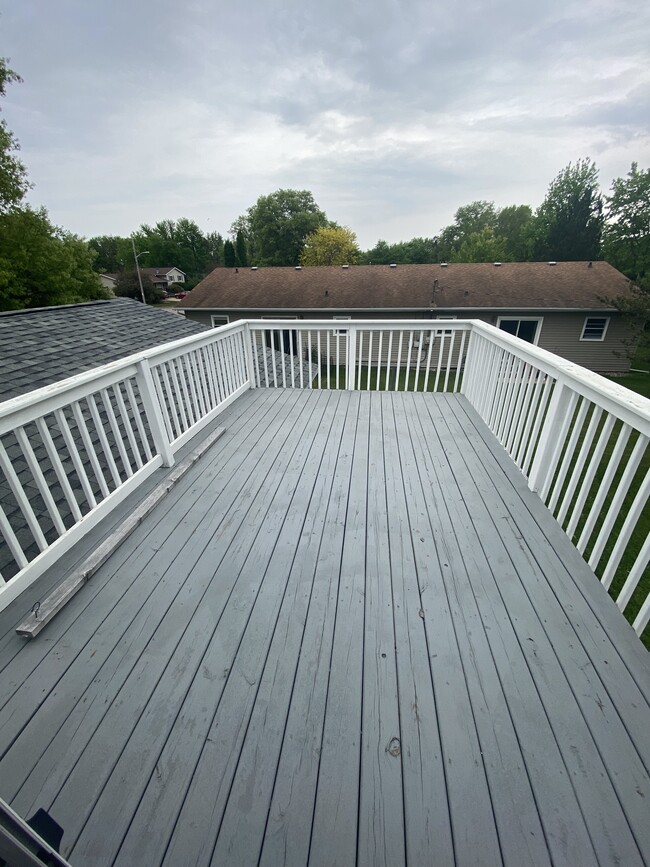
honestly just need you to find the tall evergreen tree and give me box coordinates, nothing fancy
[235,230,248,267]
[223,239,236,268]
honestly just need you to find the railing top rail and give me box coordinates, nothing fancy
[243,318,473,329]
[469,320,650,434]
[0,319,245,426]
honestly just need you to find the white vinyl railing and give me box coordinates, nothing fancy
[0,322,249,608]
[0,317,648,639]
[246,319,470,392]
[463,321,650,637]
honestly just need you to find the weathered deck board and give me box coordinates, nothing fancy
[0,389,647,867]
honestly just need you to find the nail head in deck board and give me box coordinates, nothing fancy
[15,426,227,638]
[0,389,647,867]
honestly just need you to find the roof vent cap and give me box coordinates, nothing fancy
[440,262,448,267]
[295,265,302,270]
[251,266,258,270]
[548,261,557,266]
[389,263,397,268]
[341,264,349,269]
[493,262,501,267]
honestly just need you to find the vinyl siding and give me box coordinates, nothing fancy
[183,309,636,374]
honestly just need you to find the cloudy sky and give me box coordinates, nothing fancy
[2,0,649,248]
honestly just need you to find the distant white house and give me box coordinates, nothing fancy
[101,267,186,294]
[140,267,186,292]
[99,273,117,291]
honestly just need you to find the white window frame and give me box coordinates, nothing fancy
[580,316,610,342]
[436,314,456,335]
[496,316,543,345]
[211,315,230,328]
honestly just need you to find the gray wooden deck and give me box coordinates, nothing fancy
[0,388,648,867]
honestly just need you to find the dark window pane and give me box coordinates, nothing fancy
[499,320,519,336]
[517,320,537,342]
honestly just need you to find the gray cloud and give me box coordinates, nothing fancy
[2,0,648,248]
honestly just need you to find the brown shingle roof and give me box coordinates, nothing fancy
[181,261,634,312]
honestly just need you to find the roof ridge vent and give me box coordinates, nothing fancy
[251,266,258,270]
[341,264,350,269]
[440,262,448,267]
[389,263,397,268]
[295,265,302,270]
[493,262,501,266]
[548,261,557,266]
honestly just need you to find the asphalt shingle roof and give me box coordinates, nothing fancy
[0,298,209,402]
[181,261,635,312]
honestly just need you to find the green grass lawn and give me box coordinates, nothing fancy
[317,364,462,392]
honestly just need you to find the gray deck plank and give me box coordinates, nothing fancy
[356,394,406,867]
[0,388,275,685]
[308,392,370,867]
[0,389,294,801]
[257,393,361,867]
[2,389,300,811]
[47,389,328,861]
[422,394,647,865]
[452,395,650,721]
[0,389,647,867]
[205,391,350,867]
[381,394,455,867]
[111,390,346,867]
[437,395,650,858]
[396,393,538,867]
[399,393,596,866]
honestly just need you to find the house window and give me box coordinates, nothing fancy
[581,316,610,341]
[211,315,230,328]
[436,315,456,335]
[497,317,543,345]
[262,315,298,354]
[333,315,351,335]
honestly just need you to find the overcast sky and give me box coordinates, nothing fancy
[2,0,648,248]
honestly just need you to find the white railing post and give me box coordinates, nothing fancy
[460,326,478,397]
[346,325,357,390]
[136,359,175,467]
[527,378,573,498]
[243,322,257,388]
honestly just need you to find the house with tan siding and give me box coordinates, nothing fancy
[179,261,639,374]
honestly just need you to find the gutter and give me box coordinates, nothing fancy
[179,306,622,314]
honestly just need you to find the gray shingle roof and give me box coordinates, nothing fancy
[0,299,210,402]
[181,261,635,312]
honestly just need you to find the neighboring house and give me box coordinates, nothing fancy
[139,267,186,293]
[99,273,117,292]
[179,261,639,373]
[102,267,187,294]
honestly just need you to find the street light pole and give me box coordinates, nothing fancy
[132,239,150,304]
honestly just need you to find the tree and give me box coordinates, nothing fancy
[113,269,163,304]
[531,158,603,261]
[360,237,439,264]
[301,226,360,266]
[233,189,329,266]
[438,201,497,258]
[87,235,133,273]
[449,227,510,263]
[495,205,534,261]
[235,230,248,267]
[0,207,108,310]
[223,239,236,268]
[603,163,650,281]
[0,57,30,213]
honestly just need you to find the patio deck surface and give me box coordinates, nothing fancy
[0,387,648,866]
